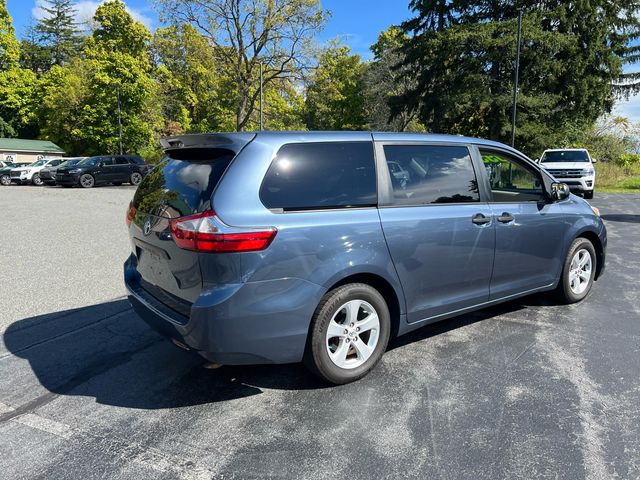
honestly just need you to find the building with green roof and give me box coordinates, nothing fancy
[0,138,65,165]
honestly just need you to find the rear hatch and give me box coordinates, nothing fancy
[128,134,255,308]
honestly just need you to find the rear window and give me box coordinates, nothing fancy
[260,142,377,211]
[133,149,234,217]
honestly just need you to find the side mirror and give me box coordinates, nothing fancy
[551,182,570,201]
[99,161,104,167]
[591,158,597,163]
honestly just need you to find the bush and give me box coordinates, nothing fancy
[618,153,640,167]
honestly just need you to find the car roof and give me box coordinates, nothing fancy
[542,148,588,152]
[161,131,522,156]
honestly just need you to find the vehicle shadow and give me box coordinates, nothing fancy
[3,294,552,409]
[601,214,640,224]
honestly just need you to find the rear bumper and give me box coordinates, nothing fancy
[124,254,323,365]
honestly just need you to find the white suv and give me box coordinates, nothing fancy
[10,158,63,186]
[538,148,596,199]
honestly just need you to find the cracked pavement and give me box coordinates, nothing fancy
[1,186,639,479]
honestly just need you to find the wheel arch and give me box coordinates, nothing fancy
[576,229,604,280]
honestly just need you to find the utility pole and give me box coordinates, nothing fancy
[511,9,523,148]
[116,85,123,155]
[259,62,263,130]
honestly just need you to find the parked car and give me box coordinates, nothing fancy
[10,158,64,185]
[39,157,86,186]
[124,132,606,384]
[55,154,149,188]
[0,162,26,186]
[537,148,596,199]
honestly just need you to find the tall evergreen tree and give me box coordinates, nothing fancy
[35,0,82,67]
[398,0,640,155]
[0,0,19,71]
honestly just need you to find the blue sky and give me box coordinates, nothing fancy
[6,0,639,121]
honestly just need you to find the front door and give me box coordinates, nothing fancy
[479,149,567,299]
[377,143,495,323]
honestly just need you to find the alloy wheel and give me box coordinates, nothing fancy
[80,174,94,188]
[131,172,142,185]
[568,248,592,295]
[325,299,380,369]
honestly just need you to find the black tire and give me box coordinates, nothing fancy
[31,173,43,186]
[584,190,594,199]
[79,173,95,188]
[304,283,390,385]
[130,172,143,186]
[0,174,10,186]
[556,237,596,304]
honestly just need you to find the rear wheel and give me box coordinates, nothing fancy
[584,190,594,199]
[79,174,95,188]
[0,174,9,186]
[31,174,43,186]
[130,172,143,186]
[556,237,596,304]
[304,283,390,384]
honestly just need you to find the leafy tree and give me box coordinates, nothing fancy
[398,0,640,154]
[305,44,367,130]
[157,0,327,131]
[39,0,160,155]
[34,0,82,68]
[20,25,54,74]
[364,26,424,132]
[0,0,19,71]
[152,24,235,134]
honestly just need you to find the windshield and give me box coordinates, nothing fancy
[30,159,48,167]
[59,159,81,168]
[541,151,590,163]
[79,156,100,166]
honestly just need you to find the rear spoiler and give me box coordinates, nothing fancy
[160,133,256,158]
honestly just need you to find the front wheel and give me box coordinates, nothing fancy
[304,283,390,384]
[130,172,143,186]
[556,237,596,304]
[584,190,594,199]
[79,174,95,188]
[31,174,43,186]
[0,174,10,186]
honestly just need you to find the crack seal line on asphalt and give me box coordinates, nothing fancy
[0,305,134,360]
[0,338,162,425]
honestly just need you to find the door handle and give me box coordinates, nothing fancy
[472,213,491,225]
[497,212,514,223]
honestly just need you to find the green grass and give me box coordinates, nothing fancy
[595,162,640,193]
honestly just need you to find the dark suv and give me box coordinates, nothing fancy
[124,132,606,384]
[56,154,149,188]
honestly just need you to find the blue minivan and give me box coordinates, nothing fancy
[124,132,606,384]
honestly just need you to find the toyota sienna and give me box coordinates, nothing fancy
[124,132,606,384]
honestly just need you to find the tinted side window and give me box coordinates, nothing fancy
[383,145,480,205]
[260,142,376,211]
[101,157,114,166]
[115,157,129,165]
[481,150,544,202]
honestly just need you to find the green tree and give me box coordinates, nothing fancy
[157,0,327,131]
[152,24,235,134]
[364,26,424,132]
[398,0,640,154]
[305,44,366,130]
[34,0,82,68]
[0,0,19,71]
[39,0,160,155]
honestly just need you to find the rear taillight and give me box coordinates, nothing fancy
[126,201,136,227]
[169,211,277,253]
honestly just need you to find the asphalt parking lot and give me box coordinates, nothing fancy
[1,186,639,479]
